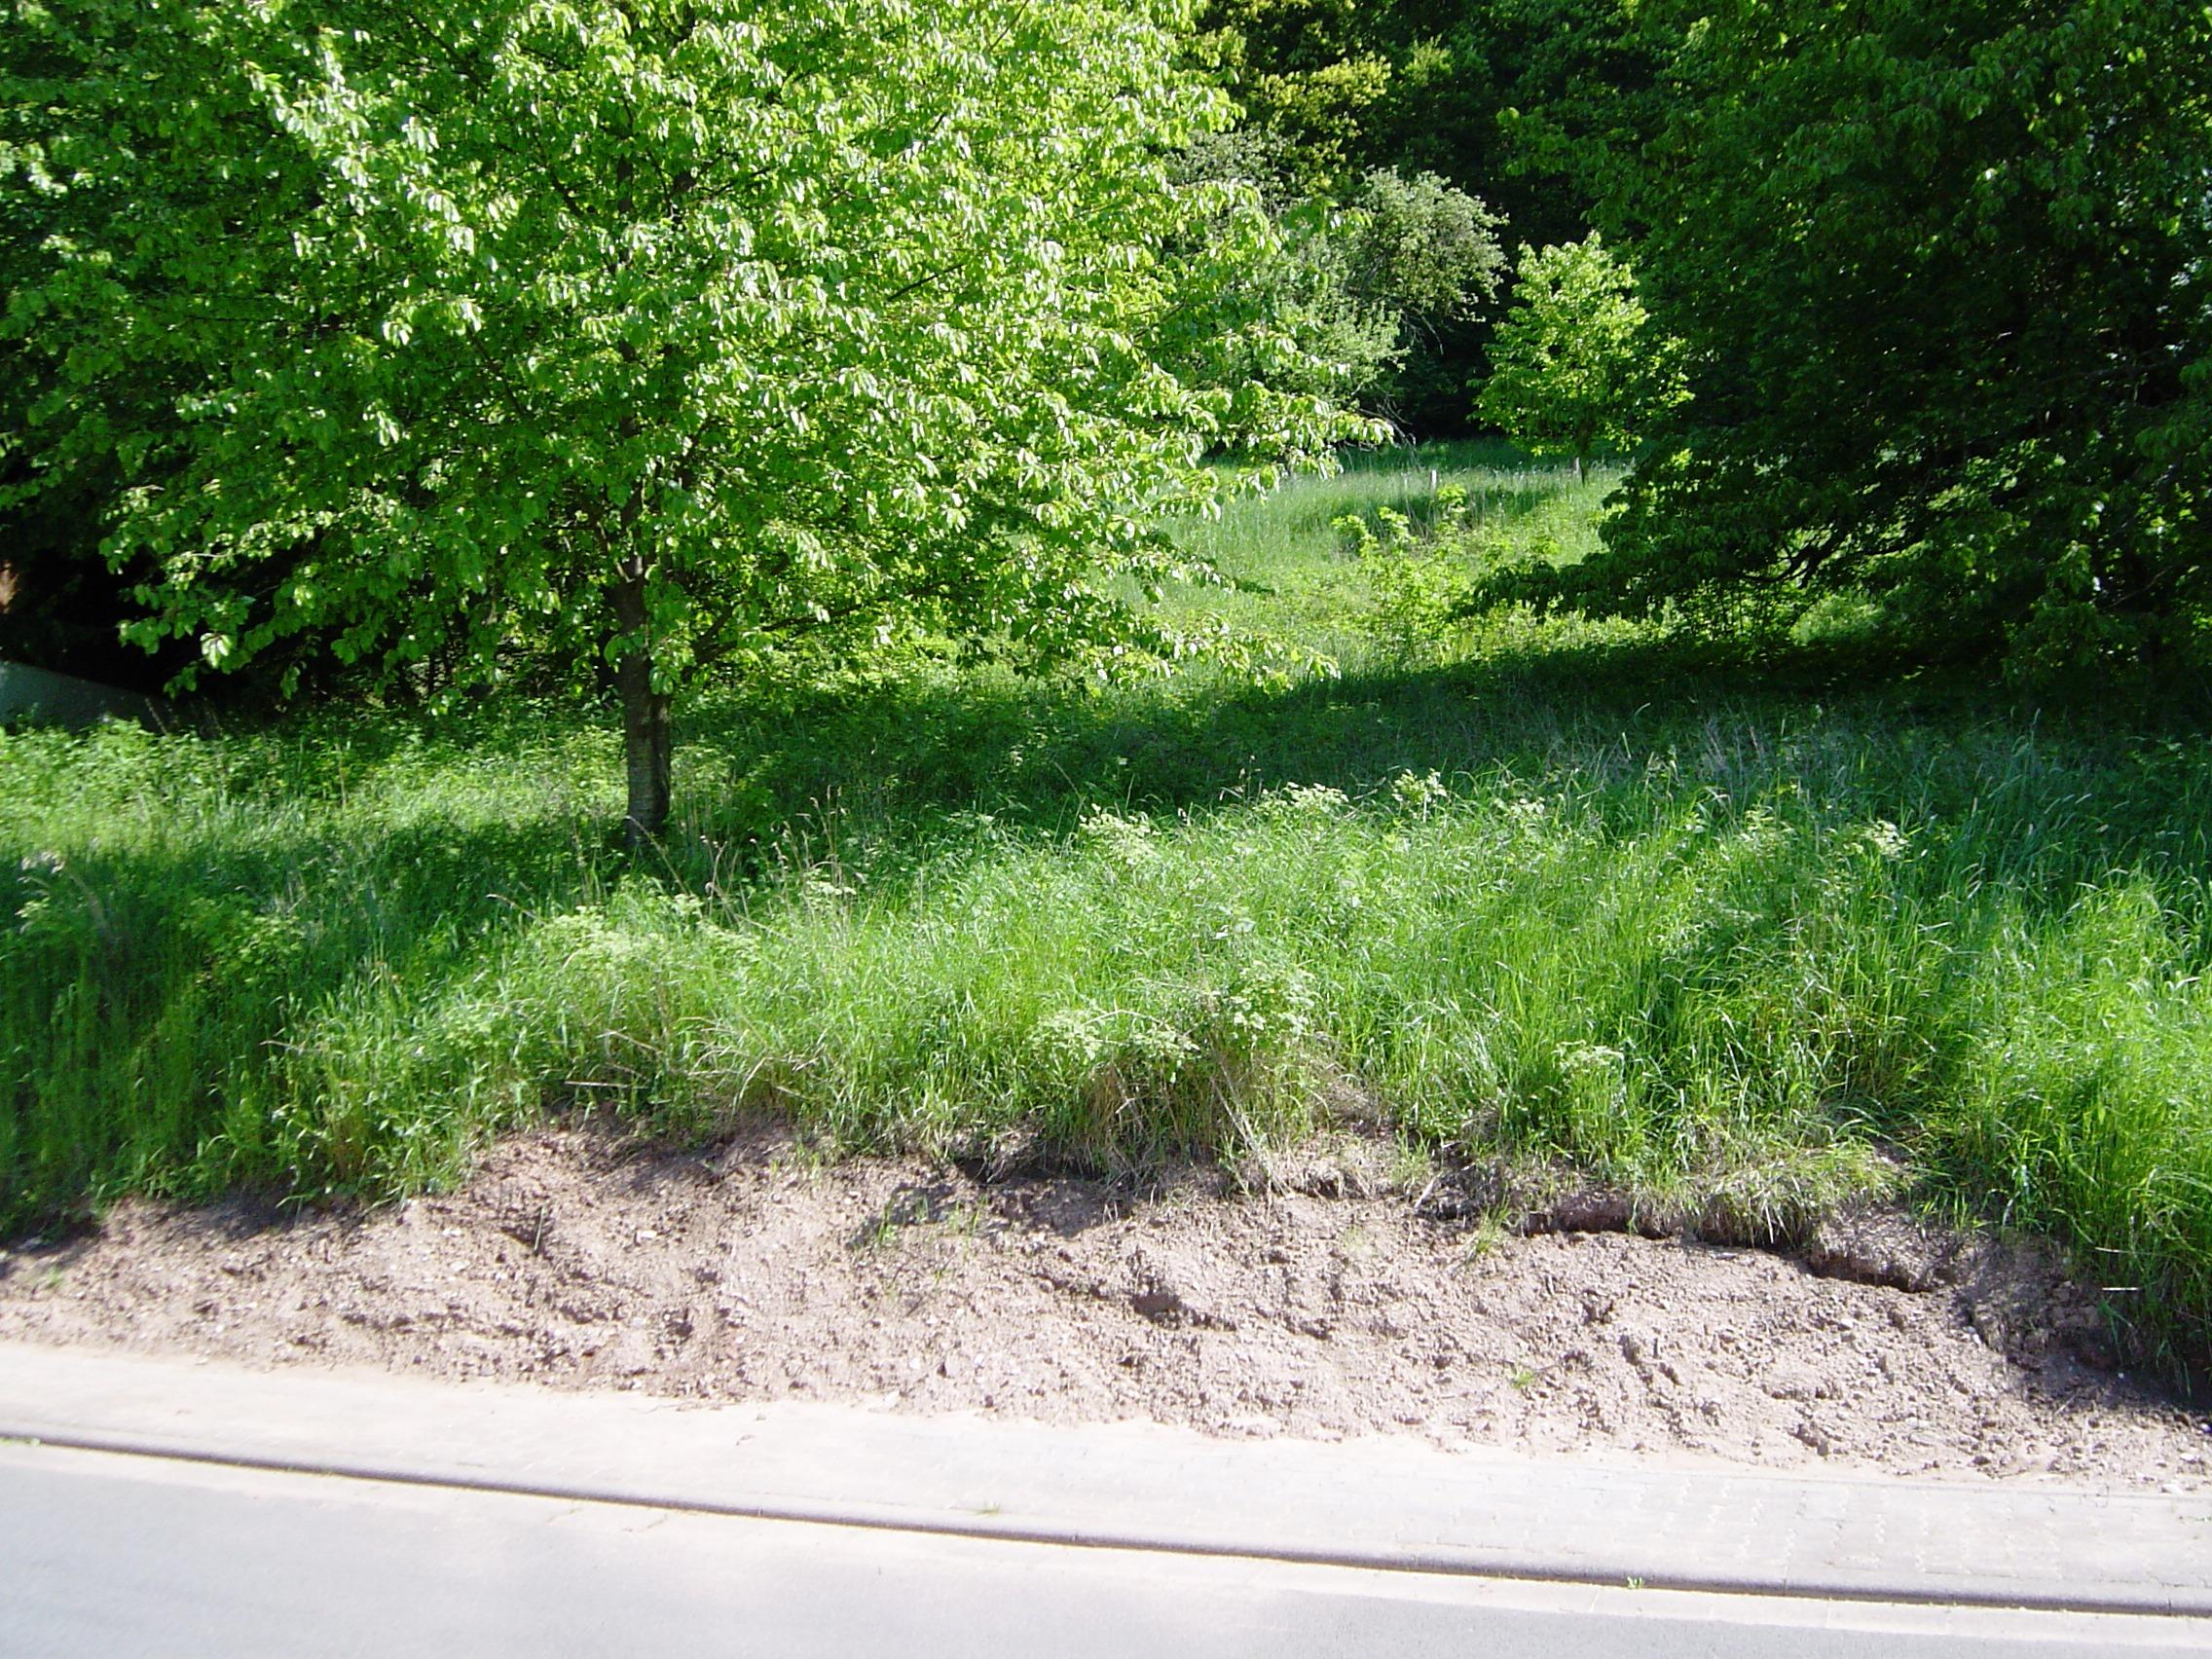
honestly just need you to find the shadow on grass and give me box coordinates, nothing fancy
[665,627,2212,897]
[9,623,2212,1297]
[0,804,603,1231]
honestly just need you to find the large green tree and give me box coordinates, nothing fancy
[3,0,1357,838]
[1573,0,2212,660]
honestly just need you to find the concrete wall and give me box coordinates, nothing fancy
[0,659,172,730]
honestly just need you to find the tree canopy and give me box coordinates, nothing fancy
[2,0,1362,834]
[1477,233,1677,480]
[1191,0,1654,432]
[1573,0,2212,661]
[1175,130,1505,418]
[12,0,2207,734]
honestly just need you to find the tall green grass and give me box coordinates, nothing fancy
[5,446,2211,1374]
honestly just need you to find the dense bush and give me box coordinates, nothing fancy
[1573,0,2212,664]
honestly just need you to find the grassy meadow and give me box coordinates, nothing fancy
[6,444,2212,1375]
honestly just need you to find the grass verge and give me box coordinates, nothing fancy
[5,445,2210,1378]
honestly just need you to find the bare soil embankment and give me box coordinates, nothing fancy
[1,1123,2204,1490]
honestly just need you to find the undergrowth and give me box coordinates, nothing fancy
[5,442,2211,1379]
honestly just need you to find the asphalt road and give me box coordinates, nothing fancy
[5,1441,2207,1659]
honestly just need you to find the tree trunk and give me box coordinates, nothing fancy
[609,577,671,850]
[1572,451,1586,486]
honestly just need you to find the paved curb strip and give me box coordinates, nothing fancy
[2,1344,2207,1617]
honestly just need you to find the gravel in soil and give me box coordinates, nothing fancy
[0,1122,2205,1492]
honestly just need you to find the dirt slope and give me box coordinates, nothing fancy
[1,1123,2205,1490]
